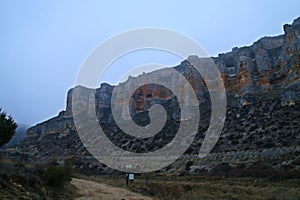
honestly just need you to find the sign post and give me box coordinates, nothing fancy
[129,173,134,182]
[125,164,133,187]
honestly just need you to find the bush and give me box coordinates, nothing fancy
[0,108,17,147]
[43,165,73,187]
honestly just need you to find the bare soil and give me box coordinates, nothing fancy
[71,178,153,200]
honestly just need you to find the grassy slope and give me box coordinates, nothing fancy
[80,174,300,200]
[0,158,76,200]
[1,155,299,199]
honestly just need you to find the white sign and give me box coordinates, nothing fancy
[125,164,132,168]
[128,174,134,180]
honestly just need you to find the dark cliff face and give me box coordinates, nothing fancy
[19,17,300,174]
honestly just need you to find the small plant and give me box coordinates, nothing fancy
[43,165,73,187]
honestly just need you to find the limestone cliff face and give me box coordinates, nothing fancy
[27,17,300,139]
[215,17,300,96]
[20,17,300,174]
[215,35,284,94]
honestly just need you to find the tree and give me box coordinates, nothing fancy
[0,108,17,147]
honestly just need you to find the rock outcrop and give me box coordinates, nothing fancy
[11,17,300,175]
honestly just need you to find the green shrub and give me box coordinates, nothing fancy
[0,108,17,147]
[43,165,73,187]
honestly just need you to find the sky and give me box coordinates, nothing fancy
[0,0,299,126]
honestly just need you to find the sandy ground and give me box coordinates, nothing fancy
[71,178,153,200]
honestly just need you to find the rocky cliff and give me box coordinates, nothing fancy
[11,17,300,175]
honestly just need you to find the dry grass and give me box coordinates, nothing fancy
[0,158,77,200]
[79,174,300,200]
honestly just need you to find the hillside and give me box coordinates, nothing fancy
[7,17,300,176]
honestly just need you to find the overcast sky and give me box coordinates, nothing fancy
[0,0,299,126]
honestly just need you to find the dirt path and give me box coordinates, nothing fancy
[71,178,153,200]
